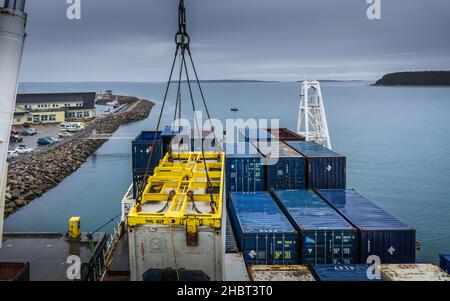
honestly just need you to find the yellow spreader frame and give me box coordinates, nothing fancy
[127,152,225,234]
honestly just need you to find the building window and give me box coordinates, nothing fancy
[83,111,90,118]
[49,115,56,121]
[68,112,75,118]
[76,112,83,119]
[27,116,32,122]
[41,115,48,122]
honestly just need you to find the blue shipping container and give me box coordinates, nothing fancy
[439,254,450,274]
[260,142,306,190]
[132,131,163,198]
[271,190,356,264]
[310,264,381,281]
[285,141,346,189]
[228,192,298,265]
[316,189,416,264]
[224,143,265,192]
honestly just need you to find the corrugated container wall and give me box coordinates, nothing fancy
[260,142,306,190]
[271,190,356,264]
[310,264,381,281]
[132,131,163,198]
[316,189,416,264]
[228,192,298,265]
[224,143,265,192]
[439,254,450,274]
[380,264,450,281]
[285,141,346,189]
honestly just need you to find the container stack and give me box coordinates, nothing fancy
[223,127,418,279]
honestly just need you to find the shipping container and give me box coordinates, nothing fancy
[285,141,346,189]
[0,262,30,281]
[316,189,416,263]
[224,142,265,192]
[128,151,226,281]
[267,128,305,141]
[271,189,356,264]
[161,126,217,152]
[310,264,381,281]
[225,215,239,254]
[260,142,306,190]
[228,192,298,265]
[248,265,315,281]
[224,253,250,281]
[132,131,163,175]
[240,127,274,143]
[380,264,450,281]
[129,224,224,281]
[439,254,450,274]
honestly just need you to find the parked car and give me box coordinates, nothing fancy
[61,122,83,132]
[14,145,33,154]
[59,132,73,138]
[45,136,60,143]
[37,137,53,146]
[7,150,18,160]
[10,134,23,142]
[21,128,37,136]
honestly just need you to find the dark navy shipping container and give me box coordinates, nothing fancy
[285,141,346,189]
[439,254,450,274]
[310,264,380,281]
[316,189,416,264]
[132,131,164,198]
[271,190,356,264]
[261,142,306,190]
[228,192,298,265]
[224,143,265,192]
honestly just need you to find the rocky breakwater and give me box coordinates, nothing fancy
[3,97,153,217]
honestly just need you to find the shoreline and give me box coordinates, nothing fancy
[3,96,154,218]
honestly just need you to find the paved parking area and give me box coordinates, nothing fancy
[9,124,63,152]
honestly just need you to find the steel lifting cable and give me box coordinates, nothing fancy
[138,0,218,213]
[136,46,179,208]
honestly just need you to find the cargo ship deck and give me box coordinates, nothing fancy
[0,232,108,281]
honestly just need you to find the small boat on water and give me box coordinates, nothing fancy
[230,107,239,112]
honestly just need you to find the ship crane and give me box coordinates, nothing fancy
[0,0,27,245]
[297,80,332,149]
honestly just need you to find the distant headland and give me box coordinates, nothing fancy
[374,71,450,86]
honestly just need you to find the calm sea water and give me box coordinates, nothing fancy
[5,81,450,264]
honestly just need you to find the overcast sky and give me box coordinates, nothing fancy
[15,0,450,82]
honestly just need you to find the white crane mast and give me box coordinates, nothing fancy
[0,0,27,245]
[296,80,332,149]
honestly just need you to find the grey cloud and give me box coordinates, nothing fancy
[16,0,450,82]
